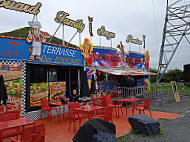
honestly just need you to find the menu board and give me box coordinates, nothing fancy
[49,82,66,102]
[0,64,22,112]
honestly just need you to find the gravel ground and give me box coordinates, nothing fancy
[117,95,190,142]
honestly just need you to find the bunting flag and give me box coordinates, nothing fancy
[143,35,146,48]
[88,16,93,37]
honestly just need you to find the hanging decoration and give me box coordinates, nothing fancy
[143,35,146,48]
[88,16,93,36]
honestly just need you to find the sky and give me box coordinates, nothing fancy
[0,0,189,71]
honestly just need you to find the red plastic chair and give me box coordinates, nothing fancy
[94,106,113,122]
[94,96,107,107]
[0,105,4,112]
[11,124,46,142]
[40,99,58,121]
[105,95,123,118]
[68,102,87,133]
[134,98,152,117]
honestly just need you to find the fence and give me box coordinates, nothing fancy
[117,82,190,105]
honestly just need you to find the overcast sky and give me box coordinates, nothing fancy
[0,0,189,70]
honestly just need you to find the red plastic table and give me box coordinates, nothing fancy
[115,98,141,116]
[0,118,34,142]
[74,106,103,120]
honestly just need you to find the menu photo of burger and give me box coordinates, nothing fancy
[30,82,48,107]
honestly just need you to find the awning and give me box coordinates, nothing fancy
[98,68,157,76]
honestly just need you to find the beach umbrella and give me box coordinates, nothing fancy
[90,74,96,94]
[0,75,9,106]
[79,71,90,101]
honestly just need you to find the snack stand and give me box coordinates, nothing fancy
[0,35,84,120]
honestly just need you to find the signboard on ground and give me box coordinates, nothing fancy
[170,81,180,102]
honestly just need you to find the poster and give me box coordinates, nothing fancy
[30,82,48,107]
[126,51,145,69]
[49,82,66,102]
[92,47,122,67]
[0,64,22,111]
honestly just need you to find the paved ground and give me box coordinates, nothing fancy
[117,95,190,142]
[150,95,190,115]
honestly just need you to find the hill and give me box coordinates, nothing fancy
[0,27,79,49]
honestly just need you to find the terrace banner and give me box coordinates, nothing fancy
[0,37,83,66]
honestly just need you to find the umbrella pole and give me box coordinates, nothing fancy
[4,105,6,112]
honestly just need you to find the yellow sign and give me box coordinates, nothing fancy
[97,25,115,40]
[0,0,42,15]
[126,34,142,45]
[170,81,180,102]
[54,11,85,33]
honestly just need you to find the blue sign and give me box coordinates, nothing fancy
[0,37,83,66]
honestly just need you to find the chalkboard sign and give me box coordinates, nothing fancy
[170,81,180,102]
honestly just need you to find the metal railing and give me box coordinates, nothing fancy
[117,82,190,106]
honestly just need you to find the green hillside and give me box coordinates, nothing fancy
[0,27,79,49]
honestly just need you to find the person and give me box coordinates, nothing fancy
[126,75,136,97]
[59,93,69,104]
[127,75,135,87]
[69,89,80,102]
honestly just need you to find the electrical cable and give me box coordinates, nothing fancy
[151,0,160,59]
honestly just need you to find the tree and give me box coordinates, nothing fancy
[160,69,183,82]
[149,68,158,83]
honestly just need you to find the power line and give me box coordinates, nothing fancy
[151,0,159,52]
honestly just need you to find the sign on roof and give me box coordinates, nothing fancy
[97,26,115,40]
[0,0,42,15]
[0,37,83,67]
[54,11,85,33]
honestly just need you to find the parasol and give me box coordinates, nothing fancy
[79,71,90,101]
[0,75,9,111]
[90,74,96,94]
